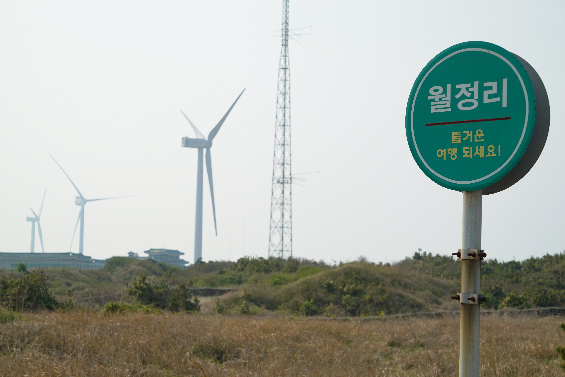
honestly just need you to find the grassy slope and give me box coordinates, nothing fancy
[1,252,564,315]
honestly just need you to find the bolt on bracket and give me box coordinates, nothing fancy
[453,249,487,260]
[452,293,486,305]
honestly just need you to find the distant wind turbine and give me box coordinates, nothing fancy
[181,89,245,263]
[26,190,46,253]
[50,154,130,255]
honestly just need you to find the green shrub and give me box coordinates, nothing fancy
[237,287,253,314]
[103,302,162,315]
[321,279,336,292]
[283,259,299,273]
[295,266,325,280]
[219,273,242,285]
[239,300,251,314]
[125,274,200,312]
[323,302,338,317]
[525,287,565,307]
[59,289,78,311]
[104,302,136,314]
[167,284,200,312]
[0,270,59,311]
[268,274,292,286]
[482,284,506,310]
[0,308,23,324]
[16,262,27,274]
[125,273,171,309]
[212,297,227,314]
[300,299,319,316]
[241,287,252,302]
[499,291,529,309]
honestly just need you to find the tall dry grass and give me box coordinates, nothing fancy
[0,311,562,376]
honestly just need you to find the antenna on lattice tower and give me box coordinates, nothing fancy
[274,25,312,44]
[268,0,293,259]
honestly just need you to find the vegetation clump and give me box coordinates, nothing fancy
[0,270,59,311]
[0,308,23,324]
[103,302,162,315]
[16,262,27,274]
[125,273,200,312]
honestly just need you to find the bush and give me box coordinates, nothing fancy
[525,287,565,307]
[212,297,227,314]
[16,262,27,274]
[0,270,59,311]
[300,299,319,316]
[268,274,293,286]
[482,284,506,310]
[103,302,162,315]
[0,308,23,324]
[125,274,200,312]
[167,284,200,312]
[125,273,171,309]
[499,291,529,309]
[239,300,251,314]
[59,289,78,311]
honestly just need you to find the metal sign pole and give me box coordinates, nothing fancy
[405,40,549,377]
[460,190,482,377]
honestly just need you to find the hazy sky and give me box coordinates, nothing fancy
[1,1,564,265]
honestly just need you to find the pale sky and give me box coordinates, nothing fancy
[1,1,564,265]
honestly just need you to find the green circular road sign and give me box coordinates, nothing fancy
[406,41,549,193]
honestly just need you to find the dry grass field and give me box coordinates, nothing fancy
[0,311,563,376]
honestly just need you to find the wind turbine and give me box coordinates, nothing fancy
[50,154,129,255]
[26,190,46,253]
[181,89,245,263]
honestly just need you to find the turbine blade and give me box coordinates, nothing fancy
[86,194,134,203]
[70,207,82,251]
[205,148,217,235]
[208,89,245,142]
[180,111,206,139]
[49,154,85,199]
[37,221,45,253]
[38,189,46,217]
[30,208,39,219]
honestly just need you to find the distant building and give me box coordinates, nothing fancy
[128,251,145,259]
[0,252,106,270]
[142,248,188,268]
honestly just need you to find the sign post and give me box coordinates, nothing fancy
[405,41,549,376]
[460,190,481,376]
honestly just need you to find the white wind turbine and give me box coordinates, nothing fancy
[26,190,46,253]
[181,89,245,263]
[50,154,129,255]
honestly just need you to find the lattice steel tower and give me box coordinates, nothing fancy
[268,0,292,259]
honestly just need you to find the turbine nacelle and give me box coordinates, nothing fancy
[27,191,46,253]
[182,137,211,149]
[51,154,132,254]
[180,89,245,263]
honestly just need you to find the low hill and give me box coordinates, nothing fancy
[1,251,564,315]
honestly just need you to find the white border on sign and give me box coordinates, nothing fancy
[410,48,529,185]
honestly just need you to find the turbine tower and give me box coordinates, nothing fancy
[269,0,293,259]
[180,89,245,264]
[26,190,46,253]
[50,154,128,254]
